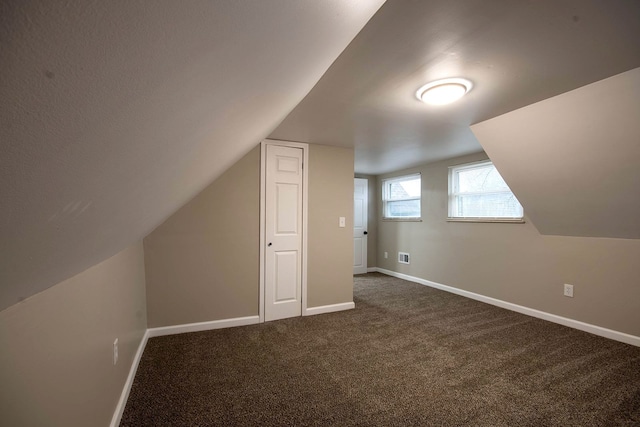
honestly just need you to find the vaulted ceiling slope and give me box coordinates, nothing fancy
[472,68,640,240]
[271,0,640,174]
[0,0,385,310]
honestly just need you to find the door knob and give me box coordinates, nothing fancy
[363,231,368,235]
[268,242,272,247]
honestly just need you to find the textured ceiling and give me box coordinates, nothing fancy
[472,68,640,239]
[3,0,640,310]
[0,0,385,310]
[270,0,640,174]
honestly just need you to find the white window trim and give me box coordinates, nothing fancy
[447,160,524,223]
[382,173,422,221]
[446,217,525,223]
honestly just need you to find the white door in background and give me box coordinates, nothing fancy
[353,178,368,275]
[265,145,303,321]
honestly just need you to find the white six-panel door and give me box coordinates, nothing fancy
[264,144,303,321]
[353,178,368,274]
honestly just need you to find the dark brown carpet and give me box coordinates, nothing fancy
[121,273,640,426]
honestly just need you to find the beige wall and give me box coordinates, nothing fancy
[472,67,640,239]
[355,174,378,268]
[377,152,640,337]
[308,145,355,307]
[0,242,147,427]
[144,146,261,328]
[145,143,355,326]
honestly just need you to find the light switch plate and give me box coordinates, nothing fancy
[339,217,345,227]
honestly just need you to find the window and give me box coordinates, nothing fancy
[448,160,523,221]
[382,174,421,219]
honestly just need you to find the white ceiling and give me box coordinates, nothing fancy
[270,0,640,174]
[2,0,640,310]
[0,0,385,310]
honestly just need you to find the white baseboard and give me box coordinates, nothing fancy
[366,267,378,273]
[110,329,149,427]
[147,315,260,338]
[374,267,640,347]
[304,302,355,316]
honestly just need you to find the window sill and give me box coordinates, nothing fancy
[382,217,422,222]
[447,217,525,224]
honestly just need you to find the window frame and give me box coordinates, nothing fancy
[381,173,422,221]
[447,160,524,223]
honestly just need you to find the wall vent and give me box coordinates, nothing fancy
[398,252,410,264]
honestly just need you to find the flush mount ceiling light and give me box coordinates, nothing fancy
[416,78,473,105]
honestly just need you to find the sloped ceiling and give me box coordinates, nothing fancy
[270,0,640,174]
[0,0,385,310]
[471,68,640,240]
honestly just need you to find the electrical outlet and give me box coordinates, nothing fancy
[563,284,574,298]
[384,251,388,259]
[113,338,119,365]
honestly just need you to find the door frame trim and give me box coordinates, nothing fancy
[259,139,309,323]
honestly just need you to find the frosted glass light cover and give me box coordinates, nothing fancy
[421,84,466,105]
[416,78,472,105]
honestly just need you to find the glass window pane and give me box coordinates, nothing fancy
[383,174,421,219]
[450,162,523,219]
[387,199,420,217]
[455,193,523,218]
[389,177,421,200]
[457,165,511,193]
